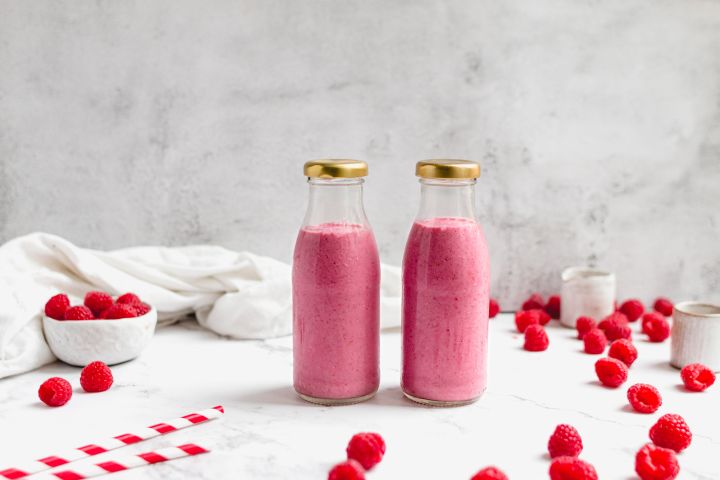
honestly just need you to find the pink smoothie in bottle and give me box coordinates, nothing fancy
[293,160,380,404]
[402,160,489,406]
[293,222,380,402]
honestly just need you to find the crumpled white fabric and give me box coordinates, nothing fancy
[0,233,401,379]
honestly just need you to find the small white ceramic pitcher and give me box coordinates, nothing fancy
[671,301,720,372]
[560,267,616,328]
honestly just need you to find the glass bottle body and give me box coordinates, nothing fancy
[401,178,490,406]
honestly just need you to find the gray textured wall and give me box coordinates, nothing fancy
[1,0,719,308]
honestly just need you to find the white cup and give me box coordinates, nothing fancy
[671,301,720,372]
[560,267,616,328]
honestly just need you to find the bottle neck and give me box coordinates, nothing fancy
[416,178,477,221]
[302,177,369,227]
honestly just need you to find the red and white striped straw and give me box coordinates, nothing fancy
[0,406,223,479]
[32,442,210,480]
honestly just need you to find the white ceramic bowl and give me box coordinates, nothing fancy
[43,307,157,366]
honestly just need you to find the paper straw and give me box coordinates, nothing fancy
[0,406,223,479]
[32,442,210,479]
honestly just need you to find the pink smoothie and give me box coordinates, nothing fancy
[293,222,380,400]
[402,217,490,403]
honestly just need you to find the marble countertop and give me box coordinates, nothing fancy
[1,315,717,479]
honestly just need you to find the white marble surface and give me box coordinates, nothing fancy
[0,316,717,479]
[2,1,720,308]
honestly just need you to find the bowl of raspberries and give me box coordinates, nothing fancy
[42,291,157,366]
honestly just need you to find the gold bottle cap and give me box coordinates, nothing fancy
[415,159,481,179]
[303,159,368,178]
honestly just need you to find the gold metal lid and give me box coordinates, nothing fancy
[415,159,480,179]
[303,159,368,178]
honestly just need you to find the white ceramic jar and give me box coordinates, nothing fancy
[671,301,720,372]
[560,267,616,328]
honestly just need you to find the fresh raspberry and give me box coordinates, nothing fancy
[608,339,638,367]
[680,363,716,392]
[583,328,607,354]
[635,443,679,480]
[598,311,629,330]
[599,312,631,341]
[83,291,114,317]
[489,298,500,319]
[575,316,596,339]
[544,295,561,320]
[595,357,628,388]
[524,324,549,352]
[522,293,545,311]
[116,292,143,305]
[38,377,73,407]
[515,310,539,332]
[471,466,508,480]
[548,456,598,480]
[346,432,385,470]
[649,414,692,452]
[515,309,550,332]
[102,303,139,320]
[627,383,662,413]
[641,312,662,335]
[620,299,645,322]
[44,294,71,320]
[548,424,583,458]
[653,297,674,317]
[63,305,95,320]
[133,303,152,316]
[643,314,670,343]
[328,460,365,480]
[80,361,114,392]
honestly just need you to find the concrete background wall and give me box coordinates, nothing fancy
[1,0,719,308]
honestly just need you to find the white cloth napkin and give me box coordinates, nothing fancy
[0,233,401,379]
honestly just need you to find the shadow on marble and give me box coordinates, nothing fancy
[236,386,315,407]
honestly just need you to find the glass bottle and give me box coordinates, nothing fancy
[293,159,380,405]
[401,159,490,406]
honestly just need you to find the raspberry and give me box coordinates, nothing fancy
[595,357,628,387]
[116,292,143,305]
[328,460,365,480]
[599,312,631,341]
[548,456,598,480]
[63,305,95,320]
[544,295,561,319]
[84,291,114,317]
[598,311,629,330]
[620,299,645,322]
[471,466,508,480]
[524,324,549,352]
[627,383,662,413]
[635,443,679,480]
[44,294,71,320]
[680,363,716,392]
[522,293,545,311]
[575,316,596,339]
[641,312,662,335]
[489,298,500,319]
[346,432,385,470]
[515,309,550,332]
[643,314,670,343]
[548,424,583,458]
[608,339,638,367]
[38,377,73,407]
[653,297,674,317]
[649,414,692,452]
[80,361,114,392]
[102,303,139,320]
[133,303,152,316]
[583,328,607,354]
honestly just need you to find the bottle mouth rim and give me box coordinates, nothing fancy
[308,177,365,185]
